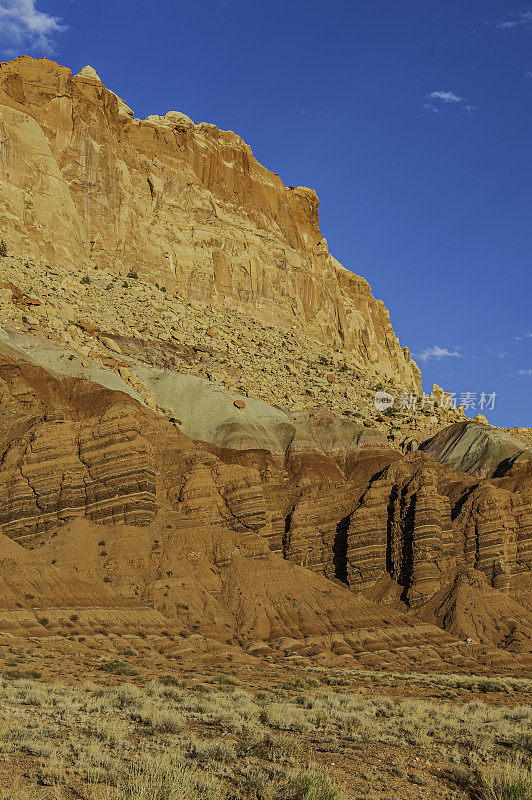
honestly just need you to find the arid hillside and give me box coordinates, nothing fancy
[0,56,530,677]
[0,52,530,800]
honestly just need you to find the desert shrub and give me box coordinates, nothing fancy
[281,677,319,691]
[81,275,90,284]
[89,715,132,746]
[475,756,532,800]
[0,239,7,257]
[259,701,312,733]
[113,761,221,799]
[237,726,301,762]
[323,676,350,687]
[107,683,144,711]
[98,661,138,677]
[281,772,341,800]
[3,669,41,680]
[187,737,237,764]
[214,673,241,686]
[128,696,184,734]
[158,675,183,687]
[477,679,512,695]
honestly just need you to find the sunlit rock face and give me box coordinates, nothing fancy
[0,56,420,390]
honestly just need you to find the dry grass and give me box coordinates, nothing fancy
[0,676,528,798]
[317,668,532,696]
[450,755,532,800]
[476,756,532,799]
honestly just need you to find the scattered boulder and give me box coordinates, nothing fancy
[99,335,122,354]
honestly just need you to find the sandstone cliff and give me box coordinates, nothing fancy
[0,56,530,675]
[0,56,420,389]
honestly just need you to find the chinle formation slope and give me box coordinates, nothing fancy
[0,56,530,677]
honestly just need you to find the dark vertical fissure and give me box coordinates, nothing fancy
[386,485,399,576]
[282,511,293,558]
[399,493,416,603]
[333,515,351,584]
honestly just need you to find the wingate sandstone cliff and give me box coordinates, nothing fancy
[0,56,419,388]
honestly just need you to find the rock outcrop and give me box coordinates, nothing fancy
[0,56,420,389]
[420,421,532,478]
[0,345,529,668]
[0,358,157,542]
[0,58,530,673]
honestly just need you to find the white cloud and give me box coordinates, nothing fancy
[517,369,532,376]
[416,345,462,363]
[494,10,532,29]
[0,0,64,57]
[427,90,463,103]
[515,332,532,340]
[421,103,441,114]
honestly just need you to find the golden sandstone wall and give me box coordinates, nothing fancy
[0,57,420,389]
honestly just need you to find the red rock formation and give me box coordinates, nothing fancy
[0,348,530,664]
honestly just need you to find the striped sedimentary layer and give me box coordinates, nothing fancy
[281,450,531,608]
[0,348,530,651]
[0,408,157,541]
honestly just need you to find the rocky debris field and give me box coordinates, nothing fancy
[0,256,465,449]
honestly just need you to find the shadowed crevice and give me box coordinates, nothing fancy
[333,515,351,584]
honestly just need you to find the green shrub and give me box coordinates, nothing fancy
[80,275,90,285]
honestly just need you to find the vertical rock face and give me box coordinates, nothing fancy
[0,56,420,389]
[347,455,456,605]
[339,449,532,606]
[457,485,519,590]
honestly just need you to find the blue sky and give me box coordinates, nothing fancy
[0,0,530,427]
